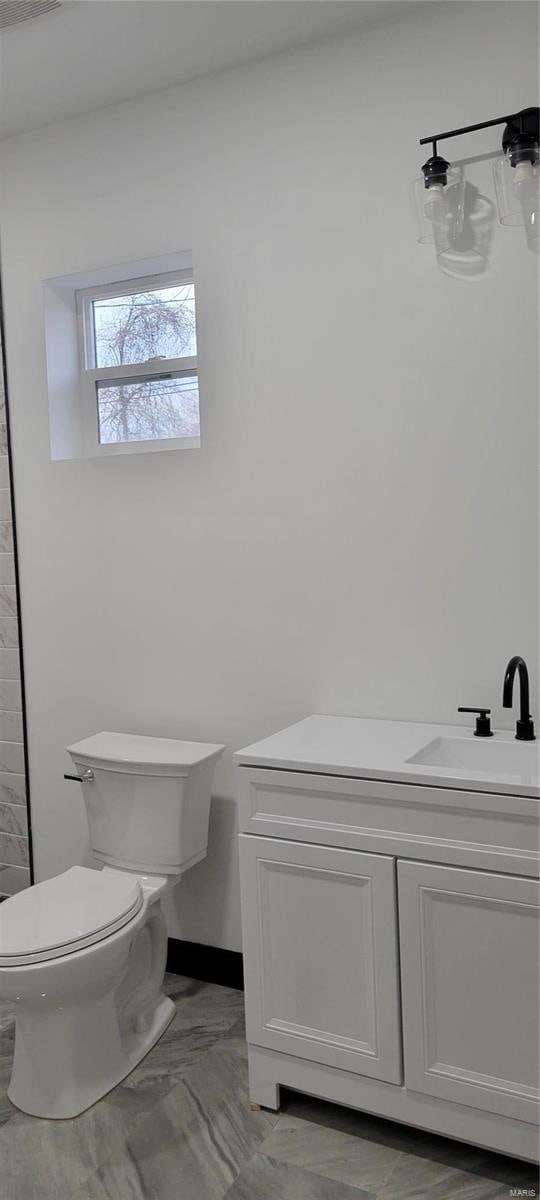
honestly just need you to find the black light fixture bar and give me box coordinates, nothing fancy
[419,113,515,147]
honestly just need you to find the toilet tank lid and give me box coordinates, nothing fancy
[67,731,225,776]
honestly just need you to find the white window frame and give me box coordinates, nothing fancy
[76,268,199,456]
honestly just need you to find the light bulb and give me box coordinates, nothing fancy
[512,160,534,193]
[512,160,539,247]
[493,141,540,246]
[412,167,464,248]
[423,183,445,222]
[423,184,453,257]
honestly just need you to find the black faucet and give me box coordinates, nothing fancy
[502,656,536,741]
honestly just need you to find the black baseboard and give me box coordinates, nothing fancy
[166,938,244,991]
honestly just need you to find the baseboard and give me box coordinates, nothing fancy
[166,938,244,991]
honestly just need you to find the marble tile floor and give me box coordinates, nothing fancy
[0,974,537,1200]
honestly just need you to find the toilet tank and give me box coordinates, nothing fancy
[67,732,224,875]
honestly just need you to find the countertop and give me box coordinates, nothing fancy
[234,715,540,799]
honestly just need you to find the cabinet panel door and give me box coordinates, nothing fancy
[398,860,540,1123]
[239,835,402,1082]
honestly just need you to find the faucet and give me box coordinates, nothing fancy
[502,656,536,741]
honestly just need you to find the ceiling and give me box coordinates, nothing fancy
[0,0,420,140]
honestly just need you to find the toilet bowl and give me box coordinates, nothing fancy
[0,731,224,1119]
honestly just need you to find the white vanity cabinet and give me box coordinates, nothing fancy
[235,716,540,1163]
[239,837,402,1082]
[398,860,539,1125]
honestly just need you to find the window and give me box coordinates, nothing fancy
[76,269,200,454]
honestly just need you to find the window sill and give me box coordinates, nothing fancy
[86,434,201,457]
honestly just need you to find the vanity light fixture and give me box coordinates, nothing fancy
[413,106,539,254]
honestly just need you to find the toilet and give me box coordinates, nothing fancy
[0,730,224,1119]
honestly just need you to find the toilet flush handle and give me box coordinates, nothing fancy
[64,769,94,783]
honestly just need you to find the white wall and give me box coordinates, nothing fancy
[0,1,537,950]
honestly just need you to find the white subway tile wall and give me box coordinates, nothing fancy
[0,325,28,897]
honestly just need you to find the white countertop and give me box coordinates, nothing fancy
[234,715,540,799]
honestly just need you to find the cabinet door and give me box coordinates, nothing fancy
[239,835,402,1082]
[398,860,540,1123]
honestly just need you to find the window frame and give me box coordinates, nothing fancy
[76,268,199,456]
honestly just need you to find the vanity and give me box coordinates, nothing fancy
[234,716,540,1162]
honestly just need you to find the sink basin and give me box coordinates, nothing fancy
[408,736,539,781]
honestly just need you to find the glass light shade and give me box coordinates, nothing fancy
[493,149,540,246]
[411,167,465,253]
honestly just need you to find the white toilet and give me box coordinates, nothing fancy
[0,730,224,1119]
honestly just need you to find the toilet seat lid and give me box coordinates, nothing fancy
[0,866,143,966]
